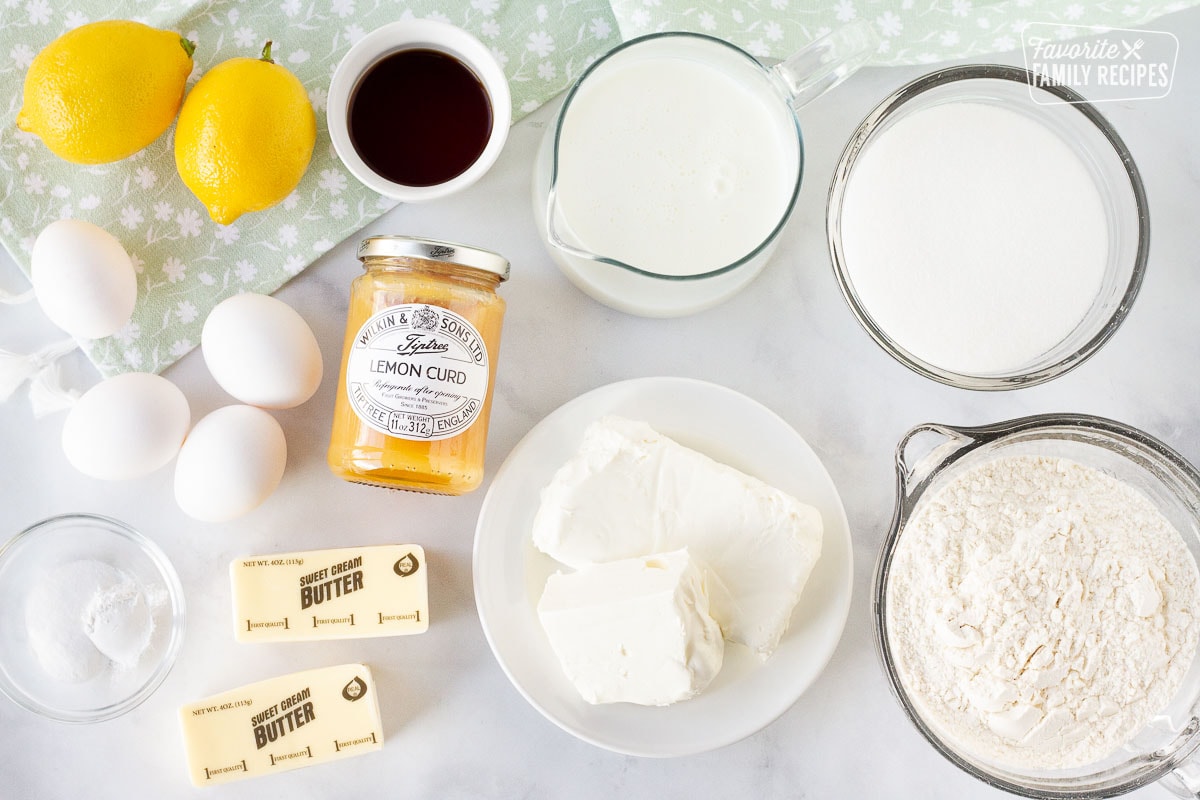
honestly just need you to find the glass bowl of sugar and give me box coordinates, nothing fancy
[828,64,1149,389]
[874,414,1200,797]
[0,514,186,723]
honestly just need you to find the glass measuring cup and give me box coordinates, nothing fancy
[532,24,877,318]
[874,415,1200,798]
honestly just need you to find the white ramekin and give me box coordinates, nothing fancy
[327,20,512,202]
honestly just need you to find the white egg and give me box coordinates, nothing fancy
[31,219,138,340]
[62,373,190,480]
[201,293,323,409]
[174,405,287,523]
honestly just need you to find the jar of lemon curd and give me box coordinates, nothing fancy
[328,235,508,494]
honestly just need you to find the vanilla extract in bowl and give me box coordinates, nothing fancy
[348,48,494,187]
[327,21,511,200]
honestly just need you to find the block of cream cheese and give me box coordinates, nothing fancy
[538,548,724,706]
[532,416,823,658]
[179,663,383,787]
[231,544,428,642]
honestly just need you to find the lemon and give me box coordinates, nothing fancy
[17,20,195,165]
[174,42,316,225]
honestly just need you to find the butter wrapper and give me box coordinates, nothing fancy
[179,663,383,787]
[231,544,428,642]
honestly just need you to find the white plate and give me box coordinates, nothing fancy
[473,377,854,757]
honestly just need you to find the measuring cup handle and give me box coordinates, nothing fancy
[894,423,978,499]
[770,20,879,111]
[895,415,1074,498]
[1161,749,1200,798]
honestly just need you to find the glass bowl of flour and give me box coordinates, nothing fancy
[0,514,185,722]
[874,414,1200,797]
[828,65,1149,389]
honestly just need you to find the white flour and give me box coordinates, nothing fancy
[886,455,1200,769]
[840,102,1109,375]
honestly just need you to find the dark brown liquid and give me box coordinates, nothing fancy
[348,49,494,188]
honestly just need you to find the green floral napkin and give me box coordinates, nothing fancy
[0,0,1191,377]
[609,0,1195,63]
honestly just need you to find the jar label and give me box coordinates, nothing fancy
[345,304,489,441]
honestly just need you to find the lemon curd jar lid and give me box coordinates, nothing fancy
[357,235,510,281]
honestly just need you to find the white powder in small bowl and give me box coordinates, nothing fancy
[23,559,156,684]
[84,579,153,669]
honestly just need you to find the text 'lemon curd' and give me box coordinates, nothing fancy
[328,235,508,495]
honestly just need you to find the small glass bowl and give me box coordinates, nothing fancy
[827,65,1150,390]
[0,514,185,723]
[874,414,1200,797]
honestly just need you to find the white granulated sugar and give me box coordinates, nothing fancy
[24,560,124,683]
[840,102,1109,375]
[84,579,154,669]
[23,559,155,683]
[886,455,1200,770]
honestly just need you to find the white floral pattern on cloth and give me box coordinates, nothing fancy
[609,0,1194,64]
[0,0,1193,377]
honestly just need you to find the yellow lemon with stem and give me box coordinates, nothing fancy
[174,41,316,225]
[17,20,195,164]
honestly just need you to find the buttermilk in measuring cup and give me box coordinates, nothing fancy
[552,42,800,276]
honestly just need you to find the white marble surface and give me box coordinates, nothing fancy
[3,8,1200,798]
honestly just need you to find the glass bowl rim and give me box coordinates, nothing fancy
[826,63,1151,391]
[0,513,187,724]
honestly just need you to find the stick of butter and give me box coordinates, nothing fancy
[178,663,384,787]
[230,544,428,642]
